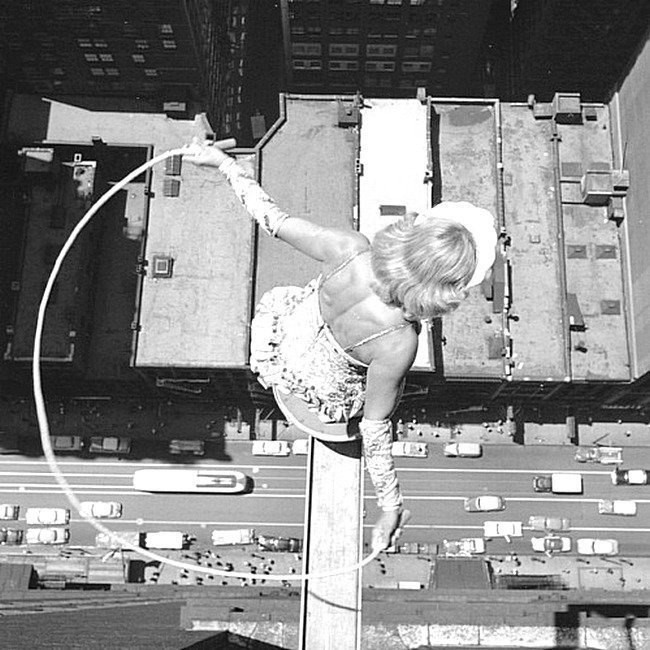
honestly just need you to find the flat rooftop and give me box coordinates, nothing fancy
[133,153,255,368]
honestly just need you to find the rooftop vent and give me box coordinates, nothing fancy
[152,255,174,279]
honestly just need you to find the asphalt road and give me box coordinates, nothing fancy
[2,443,650,556]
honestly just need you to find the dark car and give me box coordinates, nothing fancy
[257,534,302,553]
[611,469,650,485]
[0,528,24,545]
[88,436,132,455]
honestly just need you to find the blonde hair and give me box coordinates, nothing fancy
[370,213,477,320]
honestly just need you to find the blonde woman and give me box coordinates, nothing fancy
[184,140,497,551]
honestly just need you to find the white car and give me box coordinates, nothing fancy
[79,501,123,519]
[292,439,311,455]
[26,527,70,545]
[528,516,571,531]
[577,538,619,556]
[25,507,70,526]
[483,521,523,542]
[464,496,506,512]
[443,442,482,458]
[531,536,571,555]
[391,441,428,458]
[0,504,19,520]
[597,499,637,516]
[251,440,291,456]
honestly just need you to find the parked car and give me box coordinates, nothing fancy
[168,439,205,456]
[0,504,19,520]
[257,534,302,552]
[79,501,123,519]
[251,440,291,456]
[574,446,622,464]
[442,538,486,556]
[443,442,482,458]
[576,538,619,556]
[464,496,506,512]
[483,521,523,542]
[25,507,70,526]
[26,527,70,545]
[292,439,310,455]
[0,528,24,545]
[391,441,428,458]
[531,536,571,555]
[51,435,84,453]
[528,516,571,532]
[88,436,132,455]
[611,469,650,485]
[597,499,637,516]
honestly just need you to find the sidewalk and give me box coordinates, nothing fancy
[141,546,433,591]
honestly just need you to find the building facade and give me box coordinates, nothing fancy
[280,0,496,98]
[510,0,650,102]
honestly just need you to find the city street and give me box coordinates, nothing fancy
[2,443,650,556]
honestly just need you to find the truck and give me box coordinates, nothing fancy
[211,528,256,546]
[533,473,583,494]
[574,446,623,464]
[95,530,191,550]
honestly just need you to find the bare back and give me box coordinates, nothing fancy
[318,247,419,368]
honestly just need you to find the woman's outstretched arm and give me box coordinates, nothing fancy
[183,139,366,262]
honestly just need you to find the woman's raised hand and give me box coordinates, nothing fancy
[182,137,231,168]
[371,508,411,553]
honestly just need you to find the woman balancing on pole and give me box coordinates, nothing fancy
[183,139,497,552]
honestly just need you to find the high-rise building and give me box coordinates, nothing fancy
[0,0,279,146]
[279,0,496,98]
[510,0,650,102]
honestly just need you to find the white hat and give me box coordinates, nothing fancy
[414,201,497,288]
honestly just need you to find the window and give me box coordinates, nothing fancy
[93,39,108,48]
[90,67,105,76]
[135,39,149,50]
[105,67,119,76]
[290,25,305,35]
[77,38,92,48]
[345,27,359,34]
[329,43,358,56]
[420,44,434,57]
[402,61,431,73]
[292,59,322,70]
[52,67,65,76]
[292,43,322,56]
[84,53,98,62]
[99,53,113,62]
[366,44,396,57]
[160,23,173,35]
[132,54,145,63]
[365,61,395,72]
[329,60,359,71]
[329,26,344,35]
[144,68,158,77]
[162,39,177,49]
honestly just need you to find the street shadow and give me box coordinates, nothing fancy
[182,632,286,649]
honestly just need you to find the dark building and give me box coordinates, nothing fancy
[0,0,281,146]
[510,0,650,102]
[280,0,497,98]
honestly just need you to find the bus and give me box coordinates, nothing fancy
[132,469,250,494]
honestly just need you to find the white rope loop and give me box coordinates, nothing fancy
[31,144,381,581]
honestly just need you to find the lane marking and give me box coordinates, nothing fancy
[0,460,616,476]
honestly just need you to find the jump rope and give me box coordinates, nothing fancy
[31,138,385,581]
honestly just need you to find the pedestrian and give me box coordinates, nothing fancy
[184,139,496,551]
